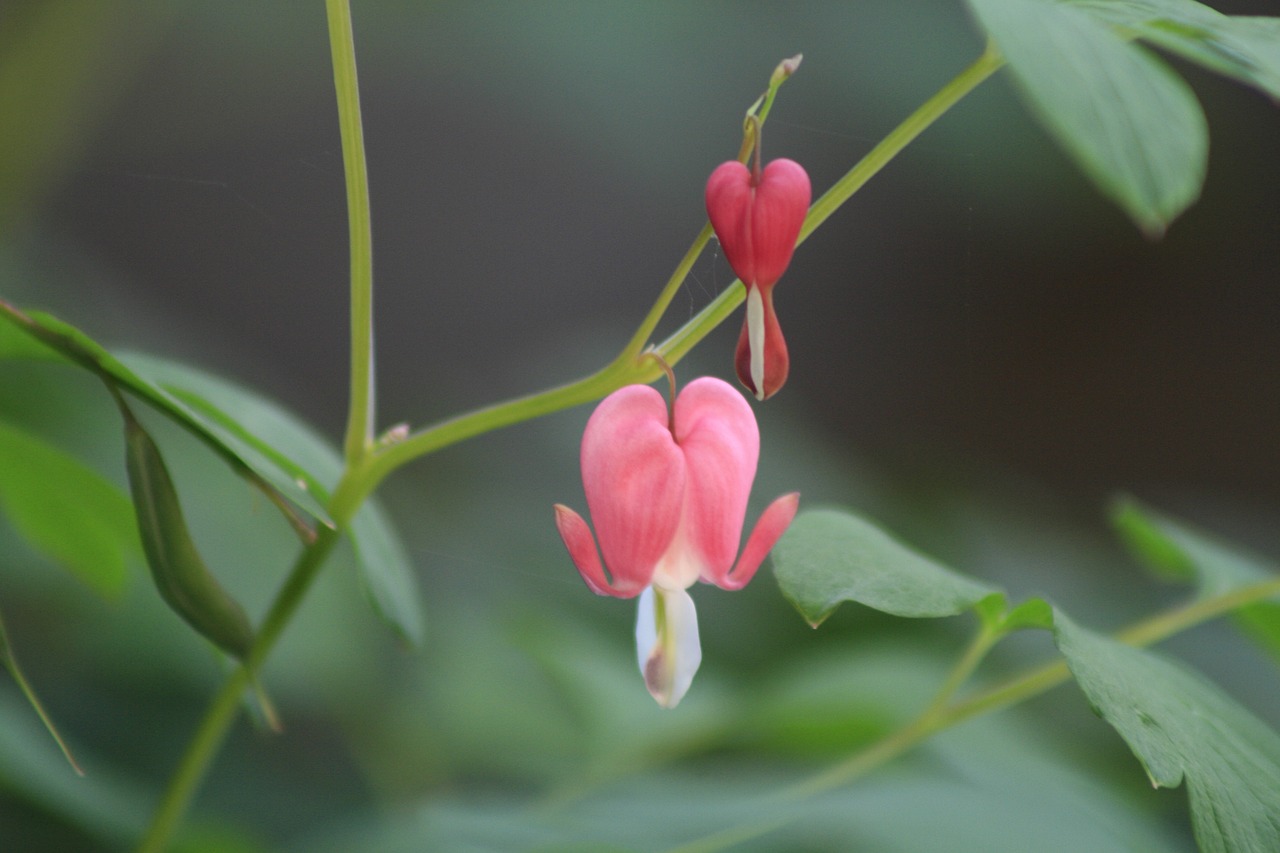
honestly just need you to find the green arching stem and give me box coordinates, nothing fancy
[135,525,343,853]
[140,35,1006,853]
[329,0,376,465]
[663,574,1280,853]
[342,45,1009,505]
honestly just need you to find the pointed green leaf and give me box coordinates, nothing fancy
[0,300,331,525]
[1052,610,1280,853]
[1070,0,1280,100]
[1111,497,1280,664]
[1111,497,1278,598]
[0,419,137,594]
[0,608,83,775]
[968,0,1208,233]
[351,498,424,646]
[0,302,424,643]
[772,508,1000,627]
[118,354,425,645]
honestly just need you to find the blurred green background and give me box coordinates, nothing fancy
[1,2,1277,851]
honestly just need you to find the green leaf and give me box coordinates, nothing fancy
[0,419,137,594]
[0,310,62,362]
[1111,497,1278,598]
[975,592,1056,633]
[1111,497,1280,664]
[1070,0,1280,100]
[119,354,425,646]
[350,497,424,646]
[771,508,1000,627]
[1052,610,1280,853]
[0,609,83,775]
[0,300,331,525]
[968,0,1208,234]
[0,302,424,643]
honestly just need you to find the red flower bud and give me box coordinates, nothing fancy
[705,158,810,400]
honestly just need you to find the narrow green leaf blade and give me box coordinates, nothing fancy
[0,302,424,642]
[0,608,83,775]
[1070,0,1280,99]
[1053,610,1280,853]
[351,498,424,646]
[1111,497,1280,665]
[968,0,1209,233]
[1111,497,1277,598]
[0,419,137,594]
[0,300,331,525]
[119,354,427,645]
[772,508,1000,626]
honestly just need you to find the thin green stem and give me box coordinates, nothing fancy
[947,574,1280,729]
[663,575,1280,853]
[657,44,1005,367]
[620,223,716,362]
[136,525,343,853]
[344,46,1009,496]
[328,0,376,464]
[917,619,1003,723]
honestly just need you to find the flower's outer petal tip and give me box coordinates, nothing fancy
[554,504,635,598]
[714,491,800,591]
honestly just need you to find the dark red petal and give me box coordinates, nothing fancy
[705,160,756,285]
[734,285,790,400]
[749,159,811,288]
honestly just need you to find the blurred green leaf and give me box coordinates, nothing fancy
[771,508,999,627]
[0,419,136,594]
[0,300,332,525]
[968,0,1208,234]
[348,497,424,646]
[1069,0,1280,99]
[1053,610,1280,853]
[0,608,82,775]
[1111,497,1280,664]
[1111,497,1278,597]
[300,756,1188,853]
[0,310,62,361]
[0,302,424,643]
[119,353,424,646]
[976,593,1055,633]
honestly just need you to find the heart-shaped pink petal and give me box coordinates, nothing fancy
[705,158,810,290]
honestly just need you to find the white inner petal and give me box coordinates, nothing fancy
[635,586,703,709]
[746,286,766,399]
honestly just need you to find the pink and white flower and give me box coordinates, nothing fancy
[554,377,799,707]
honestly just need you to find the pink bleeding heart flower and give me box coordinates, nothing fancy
[554,377,799,707]
[705,158,810,400]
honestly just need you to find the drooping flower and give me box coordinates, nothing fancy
[705,158,810,400]
[553,377,799,707]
